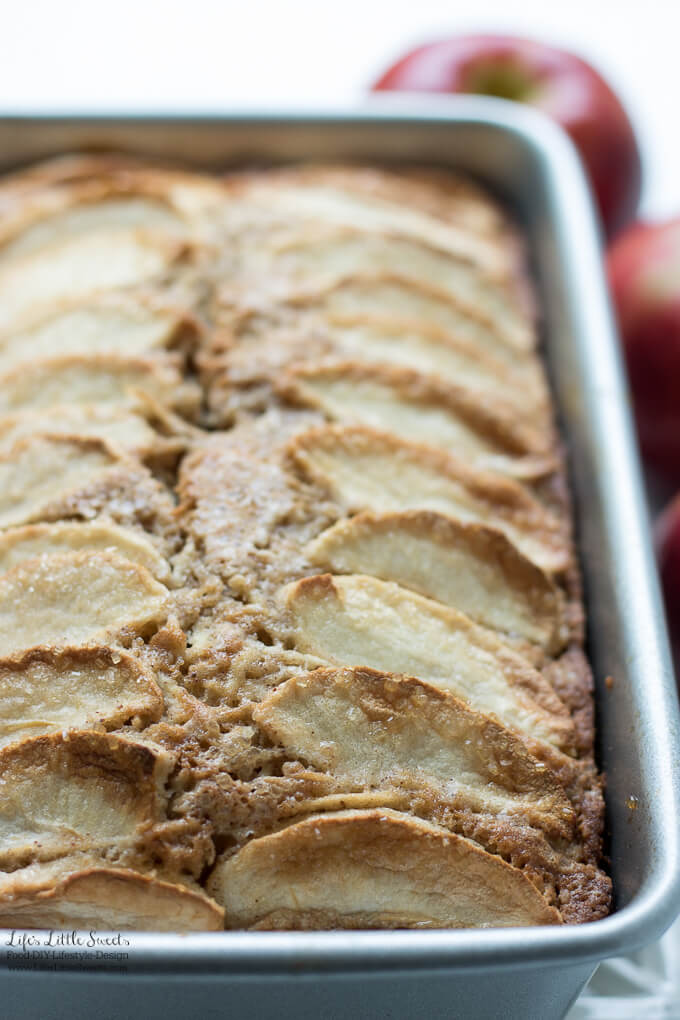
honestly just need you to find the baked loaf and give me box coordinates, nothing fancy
[0,155,611,930]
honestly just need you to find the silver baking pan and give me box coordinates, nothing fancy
[0,101,678,1020]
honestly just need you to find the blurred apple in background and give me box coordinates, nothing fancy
[607,219,680,483]
[373,34,641,237]
[657,495,680,658]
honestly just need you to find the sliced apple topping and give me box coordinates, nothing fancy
[221,318,548,424]
[270,225,501,296]
[0,296,194,367]
[307,512,567,653]
[0,521,170,582]
[0,435,129,529]
[207,809,561,929]
[0,354,198,417]
[282,362,552,479]
[288,426,570,572]
[0,230,184,333]
[251,166,510,239]
[267,225,480,287]
[224,180,512,274]
[254,667,573,838]
[0,404,173,459]
[0,195,187,263]
[0,730,171,868]
[255,228,530,347]
[293,277,532,364]
[0,551,168,656]
[281,574,573,752]
[0,159,224,256]
[0,646,163,746]
[0,434,172,532]
[0,861,224,931]
[319,322,547,419]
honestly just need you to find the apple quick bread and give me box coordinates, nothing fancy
[0,155,611,931]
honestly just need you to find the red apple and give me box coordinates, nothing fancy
[373,34,641,236]
[607,219,680,480]
[656,494,680,657]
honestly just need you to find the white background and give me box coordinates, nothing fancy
[1,0,679,218]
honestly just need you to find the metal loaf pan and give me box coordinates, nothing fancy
[0,101,678,1020]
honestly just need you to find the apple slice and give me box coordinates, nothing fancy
[0,230,185,334]
[288,276,532,364]
[0,645,163,747]
[0,295,196,367]
[0,435,125,529]
[319,322,547,415]
[0,435,171,530]
[0,404,178,460]
[0,159,224,256]
[256,227,530,347]
[306,511,566,653]
[217,318,548,424]
[0,730,171,868]
[0,195,187,263]
[0,860,224,931]
[224,177,511,274]
[0,353,199,417]
[280,573,573,752]
[240,165,508,237]
[253,667,573,839]
[207,809,561,928]
[266,223,492,288]
[281,362,553,480]
[288,426,570,572]
[0,521,170,582]
[0,551,168,656]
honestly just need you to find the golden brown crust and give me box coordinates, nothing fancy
[543,647,597,756]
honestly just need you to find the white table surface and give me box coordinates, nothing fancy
[1,0,679,1013]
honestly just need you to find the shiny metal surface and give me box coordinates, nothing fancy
[0,101,678,1020]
